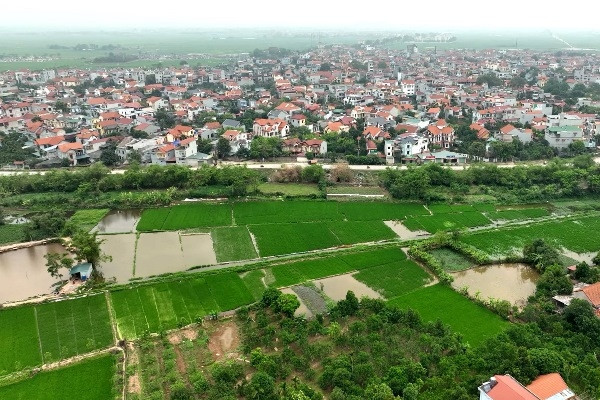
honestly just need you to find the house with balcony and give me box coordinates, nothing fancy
[252,118,289,138]
[57,142,89,166]
[544,126,584,150]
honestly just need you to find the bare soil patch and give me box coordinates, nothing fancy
[208,320,240,361]
[384,220,429,240]
[128,375,141,394]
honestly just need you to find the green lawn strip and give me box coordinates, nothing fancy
[212,226,257,262]
[233,201,342,225]
[462,215,600,256]
[388,284,508,348]
[249,222,341,257]
[427,204,453,213]
[0,224,27,245]
[337,202,429,220]
[472,203,496,212]
[353,260,431,298]
[327,185,387,195]
[429,248,474,271]
[67,209,109,232]
[0,306,42,375]
[0,354,116,400]
[241,270,267,301]
[258,182,320,196]
[450,204,476,213]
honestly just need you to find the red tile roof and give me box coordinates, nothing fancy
[486,375,538,400]
[582,282,600,307]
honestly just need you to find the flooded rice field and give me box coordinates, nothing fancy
[99,234,137,282]
[0,243,67,304]
[314,273,383,302]
[451,263,539,306]
[93,209,141,233]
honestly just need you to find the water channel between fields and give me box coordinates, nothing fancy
[450,263,539,307]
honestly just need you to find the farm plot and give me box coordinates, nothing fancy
[212,226,258,262]
[0,306,42,375]
[250,221,396,257]
[462,215,600,256]
[268,247,409,288]
[35,295,114,362]
[337,202,428,221]
[354,260,432,298]
[486,208,550,221]
[66,209,109,232]
[0,354,116,400]
[241,270,266,301]
[388,284,508,347]
[403,211,491,233]
[137,203,232,231]
[249,222,341,257]
[111,272,253,339]
[233,201,342,225]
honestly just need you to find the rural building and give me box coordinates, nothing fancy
[69,263,93,281]
[478,373,577,400]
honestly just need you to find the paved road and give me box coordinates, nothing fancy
[1,158,599,176]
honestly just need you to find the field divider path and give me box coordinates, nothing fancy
[104,292,118,346]
[33,307,45,365]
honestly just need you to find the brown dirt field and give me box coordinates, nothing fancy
[173,345,188,376]
[208,320,240,361]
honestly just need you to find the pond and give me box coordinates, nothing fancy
[314,274,383,302]
[0,243,67,304]
[451,263,539,306]
[93,210,141,234]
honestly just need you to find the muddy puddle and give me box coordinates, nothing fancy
[314,273,383,302]
[93,209,141,233]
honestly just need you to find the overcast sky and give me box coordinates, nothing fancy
[2,0,597,31]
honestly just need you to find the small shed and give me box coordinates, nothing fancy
[69,263,93,281]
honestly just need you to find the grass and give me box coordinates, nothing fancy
[353,260,432,298]
[327,186,387,195]
[35,295,114,363]
[388,284,508,347]
[462,215,600,256]
[327,221,397,244]
[66,209,109,232]
[211,226,257,262]
[258,183,320,196]
[111,272,253,338]
[429,248,474,271]
[137,203,232,231]
[486,208,550,221]
[0,354,116,400]
[337,202,429,220]
[0,224,27,245]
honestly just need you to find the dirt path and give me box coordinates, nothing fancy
[0,238,58,254]
[127,343,141,395]
[384,220,430,240]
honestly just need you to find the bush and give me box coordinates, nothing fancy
[329,164,354,183]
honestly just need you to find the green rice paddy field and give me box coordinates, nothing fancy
[0,354,117,400]
[0,294,113,375]
[211,226,258,262]
[389,284,508,347]
[110,272,254,338]
[462,215,600,256]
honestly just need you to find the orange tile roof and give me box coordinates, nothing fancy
[526,373,570,400]
[582,282,600,307]
[487,375,538,400]
[58,142,83,152]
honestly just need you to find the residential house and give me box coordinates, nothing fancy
[479,374,577,400]
[57,142,88,166]
[222,130,250,154]
[426,119,455,149]
[282,138,327,155]
[384,133,429,164]
[166,125,195,142]
[362,126,390,141]
[252,119,289,138]
[544,126,584,150]
[499,124,533,143]
[290,114,307,127]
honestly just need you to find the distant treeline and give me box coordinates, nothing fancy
[93,52,138,63]
[49,43,124,51]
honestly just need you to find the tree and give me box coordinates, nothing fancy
[127,150,142,165]
[329,164,353,183]
[44,252,74,281]
[216,137,232,158]
[476,73,503,87]
[70,230,112,271]
[509,76,528,89]
[523,239,561,272]
[275,293,300,317]
[536,264,573,296]
[250,137,282,160]
[301,164,325,183]
[243,371,277,400]
[100,143,119,166]
[197,139,214,155]
[573,262,600,284]
[0,207,4,225]
[568,140,586,156]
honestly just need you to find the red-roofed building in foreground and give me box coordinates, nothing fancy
[479,374,577,400]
